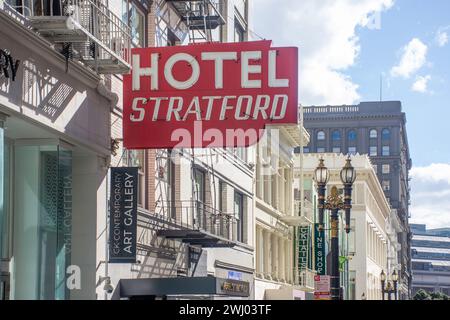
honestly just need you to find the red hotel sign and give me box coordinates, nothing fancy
[123,40,298,149]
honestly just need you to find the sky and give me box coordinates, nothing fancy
[251,0,450,229]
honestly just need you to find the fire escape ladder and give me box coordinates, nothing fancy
[166,0,225,43]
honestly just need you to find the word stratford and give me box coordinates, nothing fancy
[123,40,298,149]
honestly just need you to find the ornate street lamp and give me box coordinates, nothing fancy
[314,156,356,300]
[380,269,399,300]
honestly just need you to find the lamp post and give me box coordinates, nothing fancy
[380,270,398,300]
[314,156,356,300]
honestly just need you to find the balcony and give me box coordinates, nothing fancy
[156,200,238,248]
[280,199,314,227]
[295,268,316,292]
[1,0,131,74]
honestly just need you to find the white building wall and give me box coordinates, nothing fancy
[0,9,114,300]
[301,154,391,300]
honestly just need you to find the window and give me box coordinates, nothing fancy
[373,164,378,174]
[234,192,244,242]
[382,146,390,156]
[234,19,245,42]
[369,146,378,156]
[219,181,228,238]
[332,147,341,154]
[317,147,326,153]
[303,147,310,153]
[382,164,390,174]
[122,1,146,48]
[382,129,391,140]
[194,168,206,229]
[348,130,357,141]
[382,180,391,191]
[348,147,357,155]
[11,144,73,299]
[167,150,176,218]
[332,130,341,141]
[370,129,378,139]
[317,131,326,141]
[126,150,146,208]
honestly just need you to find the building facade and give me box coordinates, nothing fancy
[0,0,126,299]
[411,224,450,296]
[254,126,312,300]
[99,0,258,300]
[299,154,393,300]
[303,101,412,299]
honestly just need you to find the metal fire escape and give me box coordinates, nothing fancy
[145,149,237,248]
[2,0,131,74]
[166,0,225,42]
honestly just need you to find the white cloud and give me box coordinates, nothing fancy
[251,0,394,105]
[411,75,431,93]
[436,30,449,47]
[390,38,428,78]
[409,163,450,229]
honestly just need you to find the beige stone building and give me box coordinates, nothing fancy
[299,153,396,300]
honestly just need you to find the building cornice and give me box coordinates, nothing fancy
[0,10,101,89]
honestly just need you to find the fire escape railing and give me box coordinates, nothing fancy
[2,0,131,73]
[156,200,238,242]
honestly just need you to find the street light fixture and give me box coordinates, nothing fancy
[380,269,398,300]
[314,156,356,300]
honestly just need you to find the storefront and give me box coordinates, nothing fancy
[111,276,251,300]
[0,8,114,299]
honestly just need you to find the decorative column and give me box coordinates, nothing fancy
[272,234,278,280]
[279,237,285,281]
[263,230,271,279]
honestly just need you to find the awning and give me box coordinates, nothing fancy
[111,276,250,299]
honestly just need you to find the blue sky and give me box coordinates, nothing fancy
[252,0,450,228]
[353,0,450,167]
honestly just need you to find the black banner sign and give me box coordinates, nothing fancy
[109,167,138,263]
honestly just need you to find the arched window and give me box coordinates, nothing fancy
[332,130,341,141]
[382,129,391,140]
[317,131,326,141]
[348,130,357,141]
[369,129,378,139]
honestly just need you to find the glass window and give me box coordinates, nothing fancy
[382,164,390,174]
[317,147,326,153]
[126,150,146,208]
[332,130,341,141]
[382,129,391,140]
[234,19,245,42]
[12,144,72,300]
[369,146,378,156]
[348,130,357,141]
[317,131,326,141]
[332,147,341,154]
[303,147,310,153]
[373,164,378,174]
[382,146,390,156]
[234,192,244,242]
[382,180,391,191]
[123,1,146,48]
[348,147,357,155]
[370,129,378,139]
[1,136,11,262]
[194,168,206,230]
